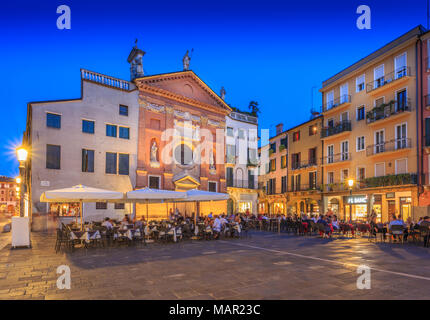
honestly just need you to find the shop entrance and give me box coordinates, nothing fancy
[400,197,411,220]
[387,200,396,219]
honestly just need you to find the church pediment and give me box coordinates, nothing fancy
[173,171,200,191]
[134,71,231,114]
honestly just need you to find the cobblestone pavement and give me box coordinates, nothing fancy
[0,231,429,300]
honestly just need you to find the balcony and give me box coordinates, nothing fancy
[227,179,257,190]
[81,69,132,91]
[229,111,258,124]
[322,152,351,165]
[321,95,351,113]
[289,184,320,192]
[366,67,411,94]
[366,138,411,156]
[362,173,418,188]
[321,120,352,139]
[291,160,317,171]
[366,99,413,125]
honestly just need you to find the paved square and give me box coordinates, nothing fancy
[0,230,429,300]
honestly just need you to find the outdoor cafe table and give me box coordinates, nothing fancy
[69,230,101,243]
[114,228,141,241]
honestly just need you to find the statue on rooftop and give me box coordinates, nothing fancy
[182,49,193,71]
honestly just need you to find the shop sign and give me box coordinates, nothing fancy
[386,192,395,199]
[345,195,368,204]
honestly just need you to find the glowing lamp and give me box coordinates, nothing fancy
[16,147,28,162]
[347,179,354,188]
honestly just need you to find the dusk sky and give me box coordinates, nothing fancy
[0,0,427,177]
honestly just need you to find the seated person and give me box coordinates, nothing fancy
[102,217,114,229]
[331,216,340,231]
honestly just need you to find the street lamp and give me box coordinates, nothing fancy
[347,179,354,222]
[16,146,28,217]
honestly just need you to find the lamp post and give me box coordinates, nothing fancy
[12,146,31,249]
[347,179,354,222]
[16,147,28,217]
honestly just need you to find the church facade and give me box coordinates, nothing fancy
[129,45,232,219]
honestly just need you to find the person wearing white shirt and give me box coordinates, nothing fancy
[102,218,113,229]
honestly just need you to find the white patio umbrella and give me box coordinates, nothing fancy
[126,187,187,220]
[40,185,124,229]
[184,189,230,201]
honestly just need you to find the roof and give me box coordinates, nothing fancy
[269,115,323,141]
[321,25,426,89]
[0,176,15,183]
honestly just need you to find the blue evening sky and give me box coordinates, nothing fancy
[0,0,427,177]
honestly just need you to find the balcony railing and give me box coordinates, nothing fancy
[366,138,411,156]
[289,184,320,192]
[81,69,132,91]
[321,95,351,113]
[366,99,412,124]
[322,152,351,165]
[366,67,411,93]
[291,160,318,170]
[321,120,352,138]
[229,112,258,124]
[363,173,417,188]
[227,179,257,189]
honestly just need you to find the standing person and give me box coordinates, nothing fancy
[212,215,222,239]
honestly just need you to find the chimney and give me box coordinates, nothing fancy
[276,123,283,135]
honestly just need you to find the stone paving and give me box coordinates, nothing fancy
[0,230,429,300]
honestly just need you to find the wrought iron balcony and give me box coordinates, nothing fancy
[366,67,411,93]
[321,120,351,138]
[289,184,320,192]
[366,99,412,124]
[322,152,351,165]
[362,173,418,188]
[366,138,411,156]
[321,95,351,113]
[291,159,318,170]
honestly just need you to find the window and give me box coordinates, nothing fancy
[281,155,287,169]
[208,182,217,192]
[327,119,334,128]
[291,153,300,169]
[119,127,130,139]
[375,97,384,107]
[357,167,366,182]
[309,125,317,136]
[375,163,385,177]
[46,113,61,129]
[341,169,349,182]
[118,154,129,175]
[226,127,234,137]
[82,149,94,173]
[105,152,117,174]
[326,91,334,109]
[341,141,349,161]
[375,130,385,154]
[96,202,107,210]
[356,74,365,92]
[327,145,334,164]
[356,106,365,121]
[340,83,348,103]
[226,144,236,162]
[395,159,407,174]
[106,124,117,137]
[425,118,430,147]
[238,129,245,139]
[82,120,95,134]
[280,137,288,148]
[281,176,287,193]
[293,131,300,142]
[119,105,128,116]
[174,144,193,165]
[394,53,407,79]
[149,176,160,189]
[114,203,125,210]
[340,112,348,122]
[46,144,61,169]
[396,90,407,111]
[150,118,161,130]
[308,148,317,165]
[270,159,276,172]
[356,136,365,151]
[270,143,276,153]
[374,65,385,88]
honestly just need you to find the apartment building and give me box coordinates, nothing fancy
[418,31,430,207]
[24,70,139,230]
[319,25,425,222]
[286,116,323,215]
[225,111,259,215]
[258,124,288,214]
[257,144,270,214]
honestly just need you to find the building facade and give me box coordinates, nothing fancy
[225,111,259,215]
[286,116,323,215]
[258,124,288,215]
[0,176,17,214]
[24,70,139,230]
[319,26,425,222]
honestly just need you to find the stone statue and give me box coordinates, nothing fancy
[150,141,158,162]
[183,49,193,71]
[220,87,226,100]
